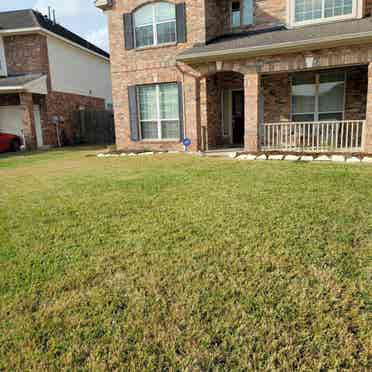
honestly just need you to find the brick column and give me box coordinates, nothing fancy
[244,71,260,153]
[19,92,37,150]
[183,74,201,152]
[364,63,372,153]
[199,76,208,151]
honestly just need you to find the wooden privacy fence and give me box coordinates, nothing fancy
[261,120,365,153]
[73,109,115,145]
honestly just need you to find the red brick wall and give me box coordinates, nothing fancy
[344,66,368,120]
[205,0,287,41]
[44,92,105,146]
[108,0,207,151]
[262,73,291,123]
[4,34,50,79]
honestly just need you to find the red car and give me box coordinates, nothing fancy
[0,133,23,153]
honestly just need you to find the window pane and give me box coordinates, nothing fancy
[159,84,179,119]
[161,120,179,139]
[242,0,253,24]
[141,121,158,139]
[232,1,241,26]
[295,0,322,22]
[324,0,353,18]
[319,72,344,113]
[155,2,175,22]
[134,5,153,26]
[292,75,316,114]
[135,25,154,47]
[138,86,157,121]
[157,21,176,44]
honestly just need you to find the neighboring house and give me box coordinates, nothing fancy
[97,0,372,154]
[0,9,112,149]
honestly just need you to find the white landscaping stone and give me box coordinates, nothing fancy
[128,153,137,157]
[104,154,111,157]
[237,154,256,161]
[315,155,330,161]
[268,154,284,161]
[362,156,372,163]
[256,154,267,160]
[97,153,105,158]
[346,156,361,163]
[228,152,238,158]
[138,152,154,156]
[300,155,314,162]
[168,151,180,154]
[284,155,299,161]
[120,153,128,157]
[331,155,345,162]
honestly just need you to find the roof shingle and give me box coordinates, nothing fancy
[0,9,109,59]
[177,17,372,61]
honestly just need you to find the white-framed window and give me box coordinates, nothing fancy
[134,2,176,48]
[291,71,345,122]
[137,83,180,140]
[291,0,357,26]
[231,0,253,27]
[0,37,7,76]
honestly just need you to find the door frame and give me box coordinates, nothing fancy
[222,88,244,145]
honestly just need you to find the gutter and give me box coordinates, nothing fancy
[176,31,372,62]
[0,86,25,92]
[0,75,48,94]
[0,27,110,62]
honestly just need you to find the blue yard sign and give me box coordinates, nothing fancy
[183,138,191,151]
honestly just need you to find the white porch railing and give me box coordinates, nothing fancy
[261,120,365,152]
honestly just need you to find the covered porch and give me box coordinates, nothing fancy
[259,66,367,153]
[195,65,369,154]
[177,17,372,155]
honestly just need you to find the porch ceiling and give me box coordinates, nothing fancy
[0,73,47,94]
[177,17,372,63]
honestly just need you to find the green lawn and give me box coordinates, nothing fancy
[0,148,371,370]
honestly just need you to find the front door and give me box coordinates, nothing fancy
[232,90,244,145]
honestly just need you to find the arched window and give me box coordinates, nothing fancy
[134,2,176,48]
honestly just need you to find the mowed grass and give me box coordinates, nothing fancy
[0,148,371,370]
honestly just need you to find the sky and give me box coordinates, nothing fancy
[0,0,109,51]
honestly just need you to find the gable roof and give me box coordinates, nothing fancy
[177,17,372,62]
[0,9,109,59]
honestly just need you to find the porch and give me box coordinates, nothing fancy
[200,65,369,154]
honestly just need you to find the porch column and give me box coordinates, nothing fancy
[364,63,372,153]
[183,74,201,152]
[244,71,260,153]
[200,76,208,151]
[19,92,37,150]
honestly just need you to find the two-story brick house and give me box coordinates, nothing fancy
[0,9,112,150]
[97,0,372,154]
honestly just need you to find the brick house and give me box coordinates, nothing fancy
[97,0,372,154]
[0,9,112,149]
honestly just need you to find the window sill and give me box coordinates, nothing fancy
[134,42,178,52]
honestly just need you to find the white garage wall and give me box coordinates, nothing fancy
[47,36,112,105]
